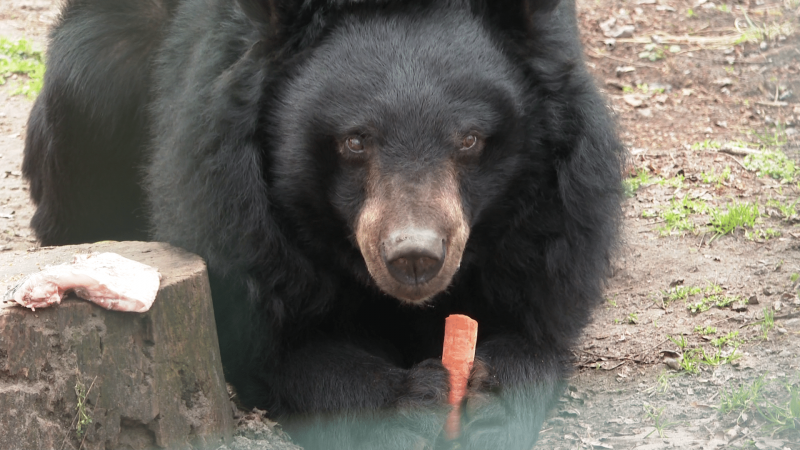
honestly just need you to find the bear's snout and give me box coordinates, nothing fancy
[381,228,447,286]
[355,166,469,304]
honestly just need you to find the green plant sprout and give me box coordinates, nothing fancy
[744,150,796,183]
[709,202,759,237]
[766,198,798,219]
[643,404,679,438]
[0,37,45,98]
[694,325,717,335]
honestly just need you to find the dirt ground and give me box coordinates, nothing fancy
[1,0,799,449]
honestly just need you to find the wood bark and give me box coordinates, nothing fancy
[0,241,234,449]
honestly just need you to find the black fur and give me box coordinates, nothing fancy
[23,0,624,448]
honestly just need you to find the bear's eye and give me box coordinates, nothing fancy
[460,134,479,151]
[345,136,365,154]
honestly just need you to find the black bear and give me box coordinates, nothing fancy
[23,0,624,448]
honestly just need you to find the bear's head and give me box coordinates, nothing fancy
[264,1,555,303]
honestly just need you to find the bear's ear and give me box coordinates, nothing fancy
[237,0,296,36]
[479,0,562,34]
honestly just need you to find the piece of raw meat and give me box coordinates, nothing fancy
[4,252,161,312]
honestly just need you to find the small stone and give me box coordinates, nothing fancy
[559,409,580,417]
[606,80,627,90]
[664,358,681,370]
[773,301,782,311]
[623,95,644,107]
[732,302,748,312]
[548,417,566,426]
[714,78,733,87]
[760,41,768,50]
[777,328,787,334]
[609,25,636,39]
[637,108,653,118]
[763,287,773,296]
[748,295,759,305]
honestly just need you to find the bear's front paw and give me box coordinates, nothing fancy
[449,359,539,450]
[382,358,451,448]
[396,358,450,408]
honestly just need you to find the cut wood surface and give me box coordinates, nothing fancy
[0,241,234,450]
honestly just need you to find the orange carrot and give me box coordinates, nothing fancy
[441,314,478,440]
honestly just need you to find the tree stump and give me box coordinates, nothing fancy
[0,241,234,450]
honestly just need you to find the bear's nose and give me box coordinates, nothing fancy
[382,228,446,286]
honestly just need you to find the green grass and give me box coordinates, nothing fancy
[719,375,766,418]
[688,293,740,313]
[658,196,709,236]
[719,375,800,435]
[754,123,788,148]
[638,43,666,62]
[759,384,800,434]
[766,197,798,219]
[744,150,797,183]
[646,370,677,396]
[709,202,759,237]
[691,139,722,151]
[664,283,738,313]
[694,325,717,335]
[710,331,744,349]
[74,379,93,438]
[759,307,775,340]
[733,21,795,46]
[624,169,653,196]
[667,327,741,374]
[0,37,44,98]
[655,174,684,189]
[643,404,678,438]
[745,228,781,241]
[661,285,703,306]
[677,346,740,373]
[667,334,688,350]
[700,166,731,187]
[700,346,742,367]
[678,348,702,373]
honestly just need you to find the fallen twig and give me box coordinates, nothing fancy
[738,311,800,329]
[755,100,790,107]
[585,48,660,68]
[718,146,761,157]
[716,151,749,170]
